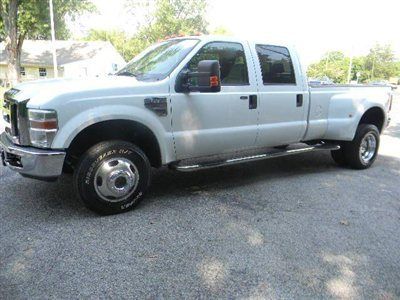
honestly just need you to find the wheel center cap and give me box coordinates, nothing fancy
[107,170,135,196]
[94,157,140,202]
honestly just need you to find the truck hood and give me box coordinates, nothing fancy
[12,76,156,107]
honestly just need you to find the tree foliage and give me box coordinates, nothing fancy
[307,44,400,83]
[86,0,208,61]
[0,0,94,41]
[364,44,398,80]
[307,51,350,83]
[135,0,208,42]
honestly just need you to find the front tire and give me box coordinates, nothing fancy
[344,124,380,169]
[73,141,151,215]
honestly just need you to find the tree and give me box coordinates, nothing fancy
[85,29,149,62]
[118,0,208,58]
[307,51,350,83]
[364,44,398,80]
[307,44,400,83]
[0,0,94,85]
[138,0,208,41]
[210,26,231,36]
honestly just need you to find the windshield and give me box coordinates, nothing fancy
[116,39,199,81]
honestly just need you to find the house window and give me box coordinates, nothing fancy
[39,68,47,77]
[20,67,26,76]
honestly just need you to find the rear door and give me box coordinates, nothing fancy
[250,43,309,147]
[170,41,259,160]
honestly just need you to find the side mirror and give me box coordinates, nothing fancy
[175,60,221,93]
[196,60,221,93]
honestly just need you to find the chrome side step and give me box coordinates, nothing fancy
[171,143,340,172]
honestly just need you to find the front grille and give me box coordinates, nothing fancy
[3,90,18,140]
[2,89,30,145]
[2,94,10,123]
[9,102,19,137]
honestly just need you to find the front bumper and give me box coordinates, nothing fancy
[0,132,66,180]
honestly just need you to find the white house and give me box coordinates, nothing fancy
[0,40,126,84]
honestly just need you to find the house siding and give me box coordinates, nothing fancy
[0,65,64,84]
[0,40,126,86]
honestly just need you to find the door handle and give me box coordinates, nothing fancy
[249,95,257,109]
[296,94,303,107]
[240,96,248,100]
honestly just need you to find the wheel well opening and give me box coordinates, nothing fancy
[66,120,162,169]
[359,107,385,133]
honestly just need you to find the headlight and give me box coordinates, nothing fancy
[28,109,58,148]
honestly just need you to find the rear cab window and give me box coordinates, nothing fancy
[188,42,249,86]
[255,44,296,85]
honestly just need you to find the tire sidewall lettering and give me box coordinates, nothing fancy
[120,192,143,210]
[84,149,131,185]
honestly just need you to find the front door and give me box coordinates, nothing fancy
[170,41,259,160]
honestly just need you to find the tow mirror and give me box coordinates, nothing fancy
[196,60,221,93]
[175,60,221,93]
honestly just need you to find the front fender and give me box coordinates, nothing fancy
[52,105,175,164]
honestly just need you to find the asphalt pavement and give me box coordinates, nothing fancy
[0,92,399,299]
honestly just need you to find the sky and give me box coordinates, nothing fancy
[69,0,400,66]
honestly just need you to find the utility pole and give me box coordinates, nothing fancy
[371,54,375,81]
[49,0,58,78]
[324,53,329,72]
[347,55,353,84]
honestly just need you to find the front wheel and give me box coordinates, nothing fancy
[73,141,151,215]
[344,124,380,169]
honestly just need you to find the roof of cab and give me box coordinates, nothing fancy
[168,35,291,48]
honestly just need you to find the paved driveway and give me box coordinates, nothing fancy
[0,92,399,299]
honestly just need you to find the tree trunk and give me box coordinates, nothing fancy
[0,0,21,86]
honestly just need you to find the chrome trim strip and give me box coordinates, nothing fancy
[29,128,58,133]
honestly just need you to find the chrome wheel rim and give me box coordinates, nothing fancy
[359,133,377,164]
[94,157,139,202]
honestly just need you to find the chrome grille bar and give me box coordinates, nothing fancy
[10,102,19,137]
[2,89,30,145]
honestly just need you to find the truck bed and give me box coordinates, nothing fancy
[305,84,391,142]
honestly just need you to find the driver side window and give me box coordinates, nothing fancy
[188,42,249,86]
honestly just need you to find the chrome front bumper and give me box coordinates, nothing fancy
[0,132,66,180]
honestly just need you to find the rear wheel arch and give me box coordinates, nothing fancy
[358,106,385,133]
[66,120,162,170]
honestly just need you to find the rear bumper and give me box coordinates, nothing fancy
[0,132,66,180]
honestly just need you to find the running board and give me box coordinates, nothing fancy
[171,143,340,172]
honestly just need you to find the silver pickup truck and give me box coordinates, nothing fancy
[0,36,393,214]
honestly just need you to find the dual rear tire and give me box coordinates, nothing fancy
[331,124,380,169]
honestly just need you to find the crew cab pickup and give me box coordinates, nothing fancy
[0,36,393,214]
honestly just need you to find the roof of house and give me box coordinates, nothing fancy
[0,40,123,67]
